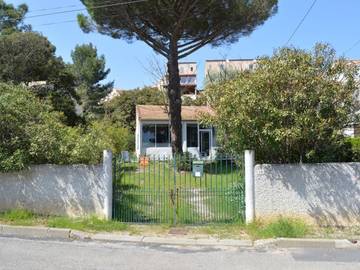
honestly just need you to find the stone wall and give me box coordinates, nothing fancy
[255,163,360,226]
[0,164,108,218]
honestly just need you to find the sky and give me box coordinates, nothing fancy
[7,0,360,89]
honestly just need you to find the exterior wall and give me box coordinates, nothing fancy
[255,163,360,226]
[205,59,256,76]
[0,164,107,218]
[179,62,197,76]
[137,120,217,159]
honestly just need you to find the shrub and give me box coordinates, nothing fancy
[0,83,54,171]
[175,152,193,172]
[206,44,360,163]
[0,83,132,172]
[348,137,360,161]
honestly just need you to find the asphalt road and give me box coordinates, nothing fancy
[1,237,360,270]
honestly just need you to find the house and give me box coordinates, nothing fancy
[135,105,217,158]
[205,59,257,78]
[157,62,198,99]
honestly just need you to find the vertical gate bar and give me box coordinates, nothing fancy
[167,156,170,224]
[132,158,134,222]
[224,155,229,220]
[205,160,208,222]
[136,158,139,223]
[157,156,160,222]
[178,154,181,223]
[210,158,212,222]
[142,156,146,223]
[112,156,116,220]
[173,154,177,225]
[147,156,150,223]
[190,154,192,224]
[219,156,222,223]
[230,156,234,221]
[163,156,166,223]
[127,159,131,222]
[152,156,155,222]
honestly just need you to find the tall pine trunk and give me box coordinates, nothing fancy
[167,41,183,154]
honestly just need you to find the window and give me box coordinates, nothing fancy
[142,124,170,148]
[142,125,155,148]
[187,124,198,147]
[156,124,170,147]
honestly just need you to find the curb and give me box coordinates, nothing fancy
[0,224,359,249]
[273,238,360,249]
[0,225,70,240]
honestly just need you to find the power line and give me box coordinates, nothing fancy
[27,4,79,14]
[33,19,77,27]
[343,38,360,56]
[285,0,318,46]
[27,0,130,14]
[0,0,148,23]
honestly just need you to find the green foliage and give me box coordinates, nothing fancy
[226,182,245,205]
[0,32,56,83]
[0,83,52,171]
[0,0,31,35]
[0,32,80,125]
[182,94,208,106]
[205,67,242,86]
[48,215,128,232]
[206,44,360,163]
[1,209,34,221]
[175,152,193,172]
[0,83,131,172]
[247,217,310,239]
[70,43,113,119]
[0,210,128,232]
[347,137,360,161]
[105,87,165,131]
[67,121,131,164]
[78,1,278,57]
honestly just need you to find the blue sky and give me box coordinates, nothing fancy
[7,0,360,89]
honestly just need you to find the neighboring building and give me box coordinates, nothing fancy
[205,59,256,79]
[157,62,198,98]
[135,105,217,158]
[102,88,123,102]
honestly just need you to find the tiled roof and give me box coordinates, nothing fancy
[136,105,213,121]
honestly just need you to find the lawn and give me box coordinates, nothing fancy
[113,157,245,224]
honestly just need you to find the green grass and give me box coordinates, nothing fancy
[0,210,318,240]
[246,217,311,239]
[0,209,128,232]
[114,159,245,224]
[48,216,128,232]
[0,209,46,226]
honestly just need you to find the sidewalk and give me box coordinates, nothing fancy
[1,224,359,249]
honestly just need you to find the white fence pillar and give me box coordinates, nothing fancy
[245,150,255,224]
[103,150,113,220]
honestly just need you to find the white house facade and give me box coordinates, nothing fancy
[135,105,217,158]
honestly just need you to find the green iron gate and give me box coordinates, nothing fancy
[112,154,245,224]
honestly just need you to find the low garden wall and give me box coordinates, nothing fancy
[255,163,360,226]
[0,151,113,219]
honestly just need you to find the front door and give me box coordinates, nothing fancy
[199,130,211,157]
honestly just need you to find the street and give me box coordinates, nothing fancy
[0,237,360,270]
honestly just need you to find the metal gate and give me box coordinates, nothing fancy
[112,154,245,224]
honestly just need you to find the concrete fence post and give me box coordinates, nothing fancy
[245,150,255,224]
[103,150,113,220]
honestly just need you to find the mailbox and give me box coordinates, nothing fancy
[192,160,204,178]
